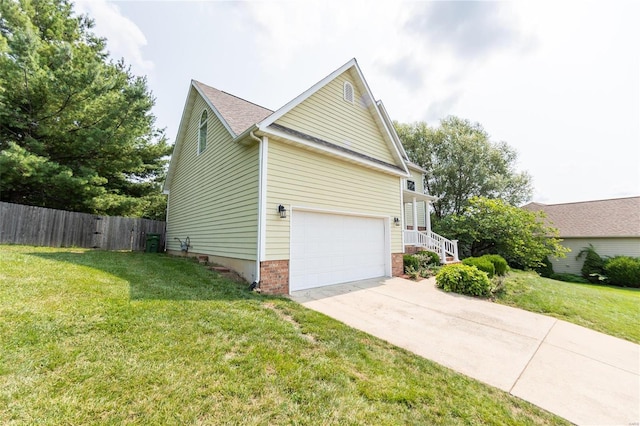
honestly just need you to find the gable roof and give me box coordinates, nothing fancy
[522,197,640,238]
[193,80,273,136]
[254,58,409,176]
[165,58,411,193]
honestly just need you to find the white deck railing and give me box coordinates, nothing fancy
[403,230,459,263]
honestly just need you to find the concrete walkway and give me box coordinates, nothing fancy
[290,277,640,426]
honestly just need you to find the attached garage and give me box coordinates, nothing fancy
[289,210,389,292]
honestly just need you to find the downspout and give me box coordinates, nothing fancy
[249,130,261,144]
[252,130,266,290]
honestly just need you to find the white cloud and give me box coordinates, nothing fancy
[82,1,637,204]
[74,0,153,74]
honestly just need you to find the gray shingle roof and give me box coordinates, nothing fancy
[193,80,273,135]
[523,197,640,238]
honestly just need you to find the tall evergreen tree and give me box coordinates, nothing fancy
[0,0,171,219]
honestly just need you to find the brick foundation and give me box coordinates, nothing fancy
[392,253,404,276]
[259,260,289,295]
[259,253,410,293]
[404,245,420,254]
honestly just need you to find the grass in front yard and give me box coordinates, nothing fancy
[0,245,567,425]
[496,270,640,344]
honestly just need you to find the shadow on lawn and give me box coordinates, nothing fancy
[29,250,263,302]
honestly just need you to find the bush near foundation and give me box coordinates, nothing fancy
[416,250,441,267]
[604,257,640,288]
[536,256,554,278]
[403,254,420,273]
[436,264,492,297]
[550,273,589,284]
[577,245,605,283]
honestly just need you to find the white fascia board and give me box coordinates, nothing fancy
[233,124,260,145]
[407,162,428,174]
[369,99,409,175]
[163,82,197,193]
[403,189,438,203]
[261,125,409,178]
[257,58,358,128]
[191,80,236,138]
[377,100,409,161]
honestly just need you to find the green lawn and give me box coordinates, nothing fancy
[0,245,566,425]
[496,270,640,344]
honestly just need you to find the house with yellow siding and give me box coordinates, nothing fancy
[163,58,458,294]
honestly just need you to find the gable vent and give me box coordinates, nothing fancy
[343,81,354,103]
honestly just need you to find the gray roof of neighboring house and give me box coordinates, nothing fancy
[522,196,640,238]
[193,80,273,135]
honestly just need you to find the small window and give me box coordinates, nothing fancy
[343,81,354,103]
[198,110,208,154]
[407,180,415,191]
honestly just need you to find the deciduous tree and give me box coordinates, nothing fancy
[437,197,568,269]
[395,117,532,219]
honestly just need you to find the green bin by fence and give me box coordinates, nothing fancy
[145,233,161,253]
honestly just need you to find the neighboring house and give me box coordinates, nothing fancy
[163,58,458,294]
[523,197,640,274]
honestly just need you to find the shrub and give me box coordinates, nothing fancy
[481,254,509,276]
[576,245,605,283]
[462,257,495,278]
[403,254,419,273]
[436,264,492,297]
[550,273,589,284]
[536,256,554,278]
[405,265,421,280]
[416,250,441,267]
[604,256,640,287]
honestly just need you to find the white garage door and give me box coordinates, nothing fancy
[290,211,387,292]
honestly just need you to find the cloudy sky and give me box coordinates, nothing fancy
[74,0,639,205]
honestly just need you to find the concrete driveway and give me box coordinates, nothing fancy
[290,277,640,426]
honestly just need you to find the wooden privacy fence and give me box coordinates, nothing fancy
[0,202,165,251]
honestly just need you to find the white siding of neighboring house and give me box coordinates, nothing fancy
[550,237,640,275]
[264,139,403,261]
[166,93,260,280]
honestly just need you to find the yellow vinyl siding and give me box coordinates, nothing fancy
[275,70,396,165]
[550,237,640,275]
[166,93,259,260]
[408,168,425,194]
[265,140,402,260]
